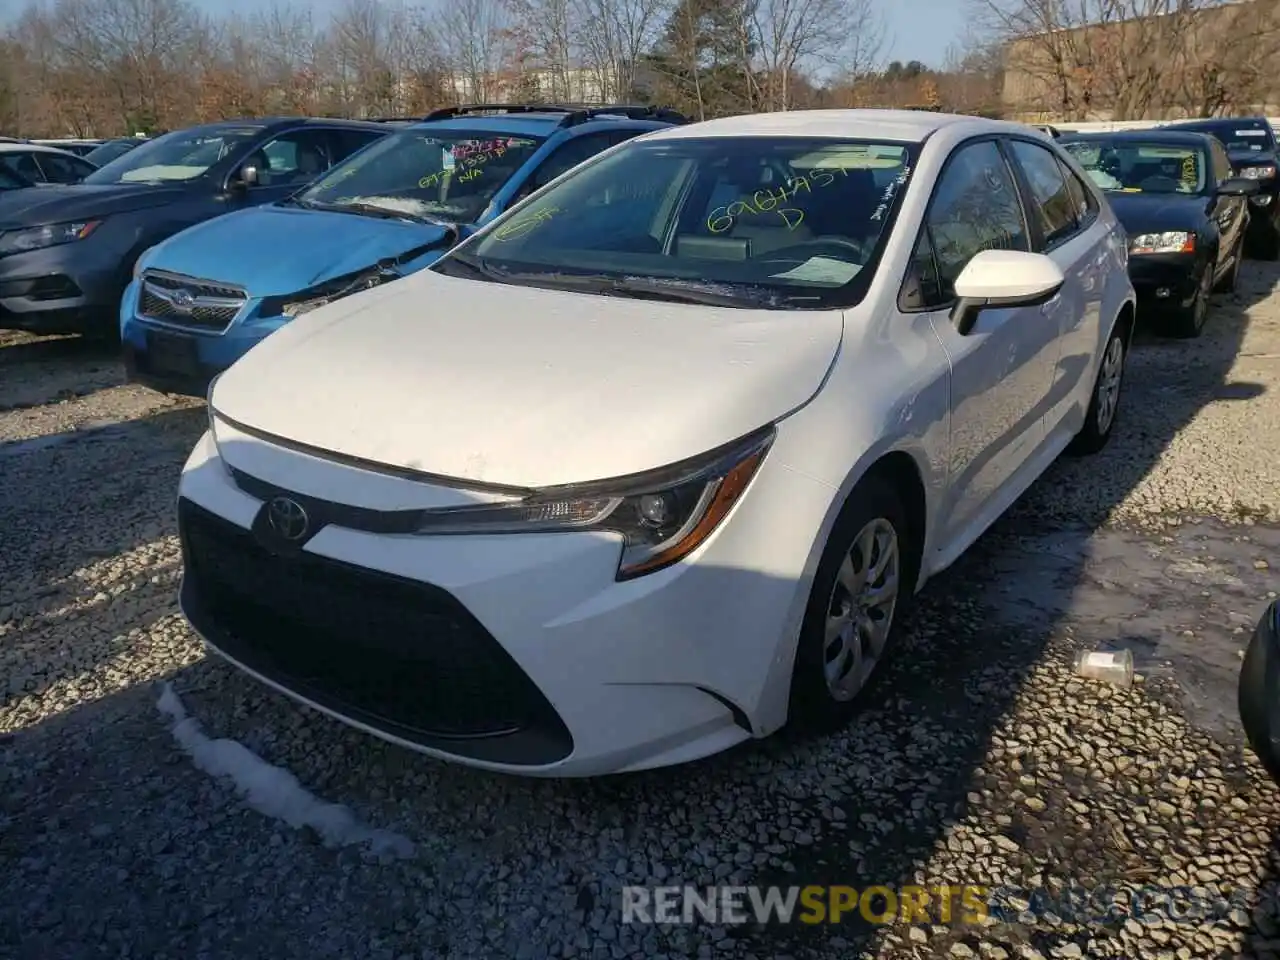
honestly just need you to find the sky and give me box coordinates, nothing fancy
[190,0,969,69]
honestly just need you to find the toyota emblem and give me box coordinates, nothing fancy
[266,496,309,541]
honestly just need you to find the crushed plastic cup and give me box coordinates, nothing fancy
[1073,648,1134,688]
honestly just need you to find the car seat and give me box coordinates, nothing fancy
[295,143,328,181]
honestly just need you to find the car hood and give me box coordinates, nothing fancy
[0,182,185,227]
[210,270,844,488]
[1228,149,1277,170]
[1105,191,1207,235]
[146,204,454,296]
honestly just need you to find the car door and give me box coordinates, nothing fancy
[231,128,343,206]
[1004,136,1103,436]
[1,150,45,183]
[33,152,96,184]
[1208,138,1246,260]
[902,138,1058,544]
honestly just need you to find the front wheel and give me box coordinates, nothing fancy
[1067,320,1127,456]
[1162,261,1212,339]
[788,473,918,731]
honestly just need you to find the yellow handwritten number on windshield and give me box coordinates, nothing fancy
[495,207,560,241]
[706,168,846,234]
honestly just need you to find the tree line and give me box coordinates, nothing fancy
[2,0,1272,139]
[0,0,1006,137]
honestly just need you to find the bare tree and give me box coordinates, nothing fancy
[972,0,1203,120]
[751,0,884,110]
[437,0,513,102]
[575,0,671,102]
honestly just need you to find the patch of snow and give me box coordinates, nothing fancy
[344,195,432,216]
[156,682,415,859]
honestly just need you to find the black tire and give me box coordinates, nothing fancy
[789,472,919,731]
[1067,319,1127,457]
[1252,217,1280,262]
[1239,602,1280,785]
[1213,237,1242,294]
[1162,260,1212,339]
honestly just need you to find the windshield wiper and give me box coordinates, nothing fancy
[486,270,785,307]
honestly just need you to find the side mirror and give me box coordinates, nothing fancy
[1218,177,1261,197]
[237,164,260,189]
[950,249,1066,336]
[1240,600,1280,784]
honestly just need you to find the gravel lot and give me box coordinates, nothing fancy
[3,264,1280,960]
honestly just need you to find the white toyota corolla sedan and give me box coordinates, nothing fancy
[177,110,1136,777]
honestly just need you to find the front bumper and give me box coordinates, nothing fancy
[0,238,125,335]
[1126,252,1200,305]
[176,423,834,777]
[120,279,286,397]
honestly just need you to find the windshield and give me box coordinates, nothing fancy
[1061,139,1207,194]
[85,139,141,167]
[298,128,545,225]
[436,137,917,309]
[84,125,264,185]
[1182,119,1274,153]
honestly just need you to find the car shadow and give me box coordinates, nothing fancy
[1,266,1277,957]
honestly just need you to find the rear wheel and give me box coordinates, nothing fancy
[1067,319,1127,456]
[1163,261,1212,339]
[789,473,919,731]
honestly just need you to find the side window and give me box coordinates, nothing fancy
[529,133,618,190]
[1057,158,1097,223]
[2,152,44,182]
[329,128,385,164]
[1008,139,1078,248]
[243,129,333,187]
[915,140,1029,305]
[36,153,93,183]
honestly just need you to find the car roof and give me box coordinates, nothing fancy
[1060,129,1216,147]
[642,108,1039,143]
[0,142,88,157]
[169,117,392,136]
[1165,115,1271,128]
[406,112,676,138]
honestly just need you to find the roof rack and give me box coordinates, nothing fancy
[420,103,690,126]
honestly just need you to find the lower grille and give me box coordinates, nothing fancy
[178,499,572,765]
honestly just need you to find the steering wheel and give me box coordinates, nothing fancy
[761,237,867,262]
[1138,175,1180,193]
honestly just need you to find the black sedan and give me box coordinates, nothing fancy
[1162,115,1280,260]
[1061,130,1258,338]
[0,117,391,339]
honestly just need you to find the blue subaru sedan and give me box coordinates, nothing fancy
[120,104,686,396]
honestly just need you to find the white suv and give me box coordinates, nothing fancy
[177,109,1136,777]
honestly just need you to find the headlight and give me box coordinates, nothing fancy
[413,428,775,580]
[0,220,100,255]
[1129,231,1194,255]
[1242,165,1277,180]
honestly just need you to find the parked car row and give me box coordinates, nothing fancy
[1,106,1272,777]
